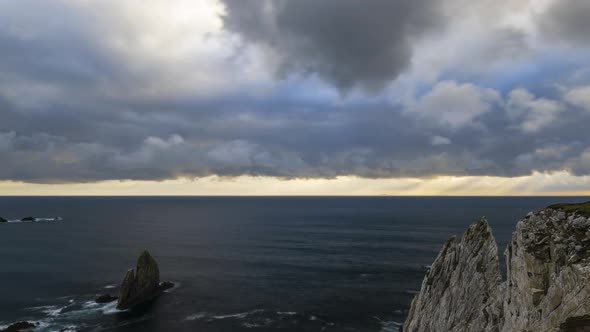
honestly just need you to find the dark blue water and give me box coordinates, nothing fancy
[0,196,586,331]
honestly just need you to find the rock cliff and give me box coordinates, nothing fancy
[403,202,590,332]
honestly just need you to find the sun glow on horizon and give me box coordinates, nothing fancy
[1,172,589,196]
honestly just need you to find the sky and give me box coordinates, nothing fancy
[0,0,589,195]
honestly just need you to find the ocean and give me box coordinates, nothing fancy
[0,196,586,332]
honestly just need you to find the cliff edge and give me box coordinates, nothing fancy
[403,202,590,332]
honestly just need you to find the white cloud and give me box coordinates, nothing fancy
[507,88,564,133]
[431,135,452,146]
[407,80,501,129]
[565,85,590,111]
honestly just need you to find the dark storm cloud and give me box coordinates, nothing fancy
[1,0,590,184]
[220,0,443,91]
[538,0,590,44]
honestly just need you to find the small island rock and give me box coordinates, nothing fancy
[117,250,173,310]
[0,217,7,223]
[1,321,36,332]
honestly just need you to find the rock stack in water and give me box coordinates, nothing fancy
[117,250,173,310]
[403,202,590,332]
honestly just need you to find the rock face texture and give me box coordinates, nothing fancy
[403,202,590,332]
[404,218,503,332]
[117,250,162,310]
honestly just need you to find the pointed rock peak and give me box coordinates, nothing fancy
[137,250,158,272]
[462,217,494,243]
[403,217,502,332]
[138,250,153,262]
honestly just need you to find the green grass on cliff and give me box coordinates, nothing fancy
[547,201,590,217]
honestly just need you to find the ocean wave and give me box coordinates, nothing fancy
[185,312,208,321]
[242,318,273,328]
[212,309,266,320]
[375,316,403,332]
[184,309,340,330]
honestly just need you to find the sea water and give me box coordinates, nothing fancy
[0,196,585,331]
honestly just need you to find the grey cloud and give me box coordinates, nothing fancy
[506,89,564,133]
[538,0,590,44]
[0,1,590,184]
[220,0,444,91]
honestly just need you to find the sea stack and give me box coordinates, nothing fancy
[117,250,170,310]
[403,202,590,332]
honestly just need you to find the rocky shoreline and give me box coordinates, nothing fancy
[1,250,174,332]
[403,201,590,332]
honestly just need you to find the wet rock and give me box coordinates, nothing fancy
[159,281,175,291]
[20,217,35,222]
[0,217,7,223]
[95,294,117,303]
[1,321,37,332]
[117,250,172,310]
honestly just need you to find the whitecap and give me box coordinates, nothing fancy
[101,301,123,315]
[82,301,99,309]
[59,300,121,319]
[25,305,58,311]
[39,301,74,317]
[57,324,78,332]
[379,320,402,332]
[103,285,116,289]
[43,306,64,317]
[185,312,208,321]
[212,309,265,320]
[277,311,297,316]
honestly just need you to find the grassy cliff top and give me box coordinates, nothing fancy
[547,201,590,217]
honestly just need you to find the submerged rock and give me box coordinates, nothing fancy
[0,321,36,332]
[403,201,590,332]
[95,294,117,304]
[117,250,173,310]
[159,281,175,291]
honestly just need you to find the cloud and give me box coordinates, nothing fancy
[538,0,590,45]
[0,0,589,186]
[431,136,452,146]
[406,81,501,130]
[565,85,590,112]
[220,0,444,92]
[506,89,564,133]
